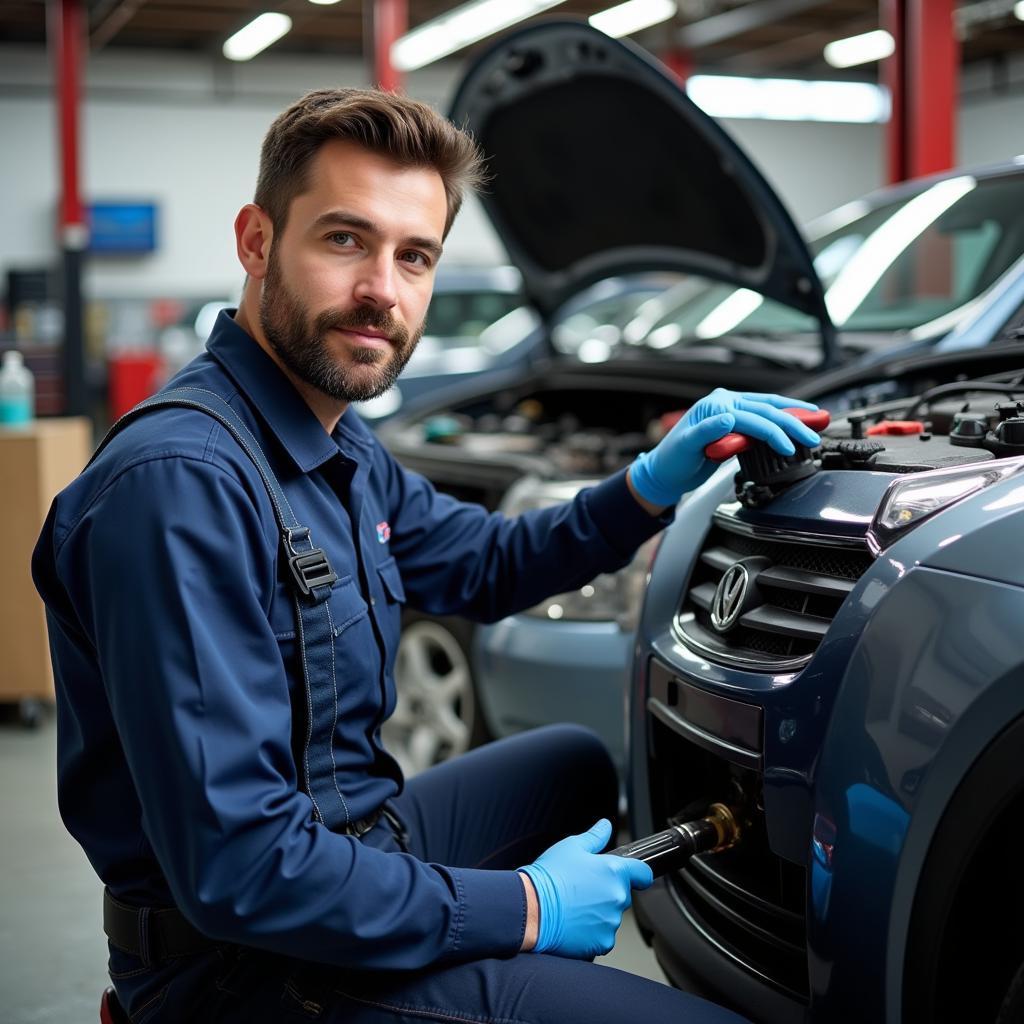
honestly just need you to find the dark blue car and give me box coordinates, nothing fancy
[628,333,1024,1022]
[381,21,1024,785]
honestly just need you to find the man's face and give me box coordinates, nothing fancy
[259,139,447,404]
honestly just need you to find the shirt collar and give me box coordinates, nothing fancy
[206,309,350,474]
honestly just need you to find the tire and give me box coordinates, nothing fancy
[383,612,491,777]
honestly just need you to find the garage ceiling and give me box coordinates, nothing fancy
[1,0,1023,78]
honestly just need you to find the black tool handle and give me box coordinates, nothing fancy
[609,819,721,877]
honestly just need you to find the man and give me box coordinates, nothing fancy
[33,89,819,1023]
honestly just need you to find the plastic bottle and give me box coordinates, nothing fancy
[0,350,35,426]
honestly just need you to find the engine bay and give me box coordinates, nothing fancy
[387,381,696,483]
[821,383,1024,472]
[384,362,1024,517]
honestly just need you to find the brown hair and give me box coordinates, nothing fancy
[254,88,484,239]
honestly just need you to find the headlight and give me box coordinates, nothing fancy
[868,456,1024,552]
[500,476,659,628]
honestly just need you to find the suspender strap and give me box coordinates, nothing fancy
[91,386,354,830]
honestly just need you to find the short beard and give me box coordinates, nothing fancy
[259,248,421,404]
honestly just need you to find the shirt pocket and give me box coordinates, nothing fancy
[273,573,369,695]
[376,556,406,605]
[326,574,384,730]
[375,557,405,718]
[327,573,370,637]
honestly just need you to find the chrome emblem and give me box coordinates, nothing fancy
[711,563,749,632]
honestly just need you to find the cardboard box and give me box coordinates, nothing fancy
[0,418,92,704]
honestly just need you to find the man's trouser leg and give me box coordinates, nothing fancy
[148,726,752,1023]
[395,721,621,870]
[298,724,751,1024]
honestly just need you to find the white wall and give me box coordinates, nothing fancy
[0,44,505,299]
[1,42,1022,300]
[721,118,884,225]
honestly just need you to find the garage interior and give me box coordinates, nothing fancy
[3,1,1024,1022]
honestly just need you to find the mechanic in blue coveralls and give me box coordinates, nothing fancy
[32,89,820,1024]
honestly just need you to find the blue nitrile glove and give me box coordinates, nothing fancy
[629,388,822,507]
[519,818,654,959]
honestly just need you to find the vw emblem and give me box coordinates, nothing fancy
[711,563,750,632]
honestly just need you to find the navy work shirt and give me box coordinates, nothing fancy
[32,310,668,970]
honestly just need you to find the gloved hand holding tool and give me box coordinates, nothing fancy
[519,818,653,959]
[629,388,823,507]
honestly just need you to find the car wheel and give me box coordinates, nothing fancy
[384,613,490,777]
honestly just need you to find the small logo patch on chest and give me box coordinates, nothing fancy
[375,521,391,544]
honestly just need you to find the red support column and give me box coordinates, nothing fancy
[881,0,957,184]
[660,47,693,85]
[374,0,407,93]
[48,0,88,417]
[907,0,957,177]
[880,0,906,184]
[52,0,85,238]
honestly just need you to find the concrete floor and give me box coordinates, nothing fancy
[0,707,667,1024]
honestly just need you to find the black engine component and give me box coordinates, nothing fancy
[734,440,819,509]
[819,438,886,468]
[950,411,990,447]
[985,403,1024,456]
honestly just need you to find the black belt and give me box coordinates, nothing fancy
[103,888,217,963]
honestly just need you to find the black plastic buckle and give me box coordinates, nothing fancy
[285,527,338,596]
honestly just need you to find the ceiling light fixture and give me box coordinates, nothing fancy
[223,13,292,61]
[823,29,895,69]
[686,75,890,124]
[391,0,566,71]
[590,0,678,39]
[308,0,344,4]
[1016,0,1024,19]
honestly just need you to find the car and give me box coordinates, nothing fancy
[627,322,1024,1022]
[378,20,1024,780]
[353,264,529,422]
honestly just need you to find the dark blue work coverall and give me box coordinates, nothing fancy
[32,311,749,1024]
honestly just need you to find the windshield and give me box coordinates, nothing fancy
[423,289,523,342]
[613,172,1024,353]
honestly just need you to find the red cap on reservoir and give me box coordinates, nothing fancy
[866,420,925,436]
[704,408,831,462]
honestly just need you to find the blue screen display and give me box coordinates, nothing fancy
[88,202,158,254]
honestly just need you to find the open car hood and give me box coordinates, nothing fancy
[449,21,838,363]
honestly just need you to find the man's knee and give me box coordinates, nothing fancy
[526,724,618,806]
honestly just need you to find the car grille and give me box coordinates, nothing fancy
[671,840,809,1000]
[647,710,811,1001]
[675,522,874,669]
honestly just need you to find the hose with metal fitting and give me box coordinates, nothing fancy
[608,803,741,877]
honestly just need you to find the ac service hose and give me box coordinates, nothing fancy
[608,803,742,877]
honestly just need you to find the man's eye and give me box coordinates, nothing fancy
[329,232,356,246]
[401,251,428,267]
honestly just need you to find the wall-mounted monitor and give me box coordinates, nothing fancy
[87,201,158,255]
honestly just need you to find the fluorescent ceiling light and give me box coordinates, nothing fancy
[223,13,292,61]
[308,0,343,4]
[824,29,895,69]
[1016,0,1024,19]
[590,0,677,39]
[687,75,889,124]
[391,0,566,71]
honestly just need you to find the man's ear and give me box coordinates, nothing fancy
[235,204,273,280]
